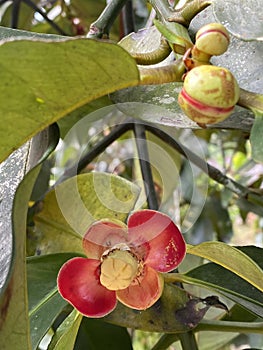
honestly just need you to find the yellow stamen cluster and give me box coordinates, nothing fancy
[100,249,139,291]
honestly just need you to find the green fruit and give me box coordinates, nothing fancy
[195,23,230,56]
[178,65,240,125]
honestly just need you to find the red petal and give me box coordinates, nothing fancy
[83,220,128,259]
[128,210,186,272]
[57,257,117,318]
[116,265,163,310]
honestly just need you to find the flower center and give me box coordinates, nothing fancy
[100,249,139,291]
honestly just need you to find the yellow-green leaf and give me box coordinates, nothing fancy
[187,242,263,292]
[31,173,140,255]
[0,36,139,163]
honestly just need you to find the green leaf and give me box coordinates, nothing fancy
[185,261,263,318]
[250,113,263,163]
[104,283,191,333]
[27,253,83,349]
[187,242,263,293]
[48,309,82,350]
[0,28,139,163]
[32,173,140,255]
[0,125,59,350]
[74,318,133,350]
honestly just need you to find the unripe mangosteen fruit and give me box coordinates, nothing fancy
[195,23,230,56]
[178,65,240,125]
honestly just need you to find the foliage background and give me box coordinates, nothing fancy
[0,0,262,349]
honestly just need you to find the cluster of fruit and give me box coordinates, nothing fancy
[178,23,240,126]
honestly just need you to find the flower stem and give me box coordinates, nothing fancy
[133,123,159,210]
[87,0,128,38]
[148,0,211,26]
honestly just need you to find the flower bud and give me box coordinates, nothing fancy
[195,23,230,56]
[178,65,240,125]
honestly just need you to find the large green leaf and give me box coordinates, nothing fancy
[187,242,263,293]
[48,309,83,350]
[74,318,133,350]
[27,253,83,349]
[31,173,141,255]
[0,27,139,163]
[0,125,59,350]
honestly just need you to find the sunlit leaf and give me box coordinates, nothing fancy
[0,27,139,163]
[48,309,82,350]
[213,0,263,41]
[32,173,140,255]
[0,125,59,350]
[187,242,263,293]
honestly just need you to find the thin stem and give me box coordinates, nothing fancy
[121,0,134,37]
[11,0,21,28]
[133,123,159,210]
[144,124,253,198]
[195,319,263,334]
[178,332,199,350]
[151,334,179,350]
[87,0,128,38]
[56,120,134,185]
[23,0,68,36]
[147,0,174,21]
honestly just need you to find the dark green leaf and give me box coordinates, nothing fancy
[74,318,133,350]
[186,246,263,317]
[187,242,263,293]
[27,253,85,349]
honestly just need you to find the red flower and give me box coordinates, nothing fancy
[57,210,186,318]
